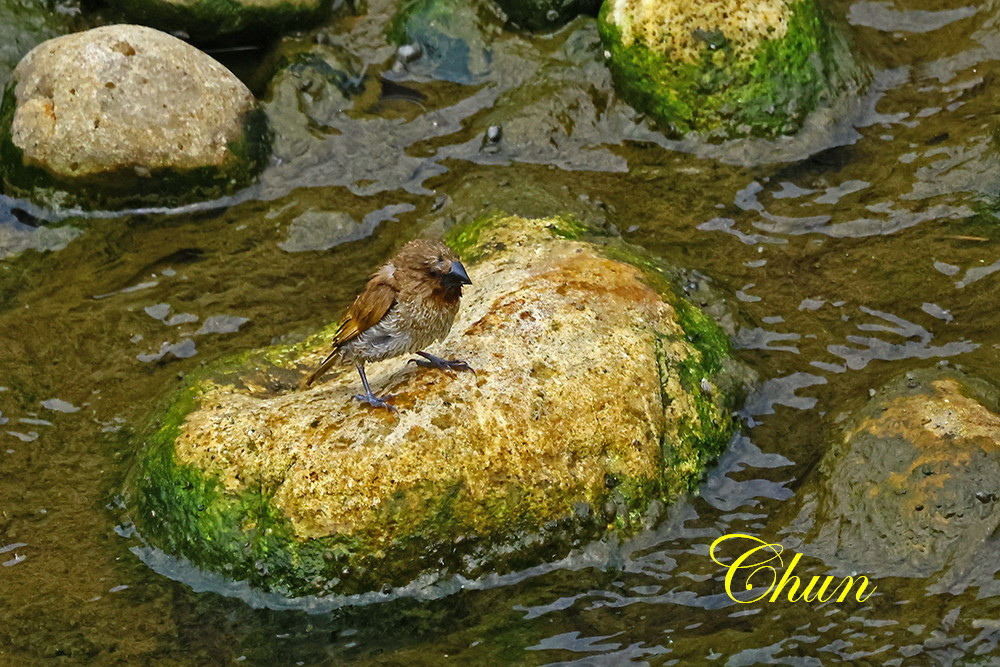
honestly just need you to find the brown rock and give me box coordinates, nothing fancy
[796,368,1000,592]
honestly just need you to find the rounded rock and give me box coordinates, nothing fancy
[129,215,754,597]
[597,0,864,139]
[387,0,495,85]
[1,24,268,208]
[790,368,1000,591]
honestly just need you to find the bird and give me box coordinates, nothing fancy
[302,239,473,411]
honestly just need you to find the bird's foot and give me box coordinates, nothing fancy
[409,352,475,373]
[353,392,397,412]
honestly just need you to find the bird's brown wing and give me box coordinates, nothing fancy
[303,265,399,387]
[330,279,397,347]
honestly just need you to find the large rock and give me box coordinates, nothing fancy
[129,216,753,597]
[789,368,1000,594]
[105,0,329,45]
[597,0,863,139]
[0,25,269,209]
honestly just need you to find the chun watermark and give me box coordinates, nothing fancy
[709,533,876,604]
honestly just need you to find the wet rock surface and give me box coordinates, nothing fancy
[788,367,1000,594]
[1,24,268,208]
[130,215,753,596]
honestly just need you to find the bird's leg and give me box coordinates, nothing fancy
[409,351,474,373]
[353,362,397,412]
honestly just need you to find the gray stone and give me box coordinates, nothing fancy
[2,24,268,207]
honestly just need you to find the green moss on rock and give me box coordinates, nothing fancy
[598,0,863,139]
[443,212,588,263]
[129,215,752,597]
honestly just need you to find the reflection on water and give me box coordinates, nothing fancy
[2,0,1000,663]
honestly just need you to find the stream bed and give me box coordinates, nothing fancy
[1,0,999,664]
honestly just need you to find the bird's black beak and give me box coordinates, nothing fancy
[446,261,472,285]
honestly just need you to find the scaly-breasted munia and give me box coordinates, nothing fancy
[303,239,473,410]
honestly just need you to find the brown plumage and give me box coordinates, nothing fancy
[302,239,473,410]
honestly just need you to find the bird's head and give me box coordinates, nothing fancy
[399,239,472,292]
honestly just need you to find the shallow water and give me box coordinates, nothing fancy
[2,0,999,664]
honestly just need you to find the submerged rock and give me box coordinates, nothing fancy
[493,0,600,32]
[597,0,863,139]
[262,40,365,159]
[789,368,1000,594]
[129,215,753,596]
[0,24,269,209]
[105,0,329,45]
[387,0,500,84]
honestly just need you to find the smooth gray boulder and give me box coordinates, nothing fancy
[1,24,268,208]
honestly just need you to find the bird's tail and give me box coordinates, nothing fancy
[300,349,341,390]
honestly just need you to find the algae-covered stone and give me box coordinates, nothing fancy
[597,0,861,139]
[0,25,269,209]
[493,0,600,32]
[791,368,1000,593]
[129,216,752,596]
[105,0,329,45]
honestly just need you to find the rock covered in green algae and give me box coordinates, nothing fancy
[105,0,329,45]
[130,215,753,597]
[492,0,600,32]
[0,24,269,209]
[787,368,1000,593]
[597,0,862,139]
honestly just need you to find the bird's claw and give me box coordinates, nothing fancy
[408,357,474,373]
[444,359,475,374]
[409,351,475,373]
[353,393,397,412]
